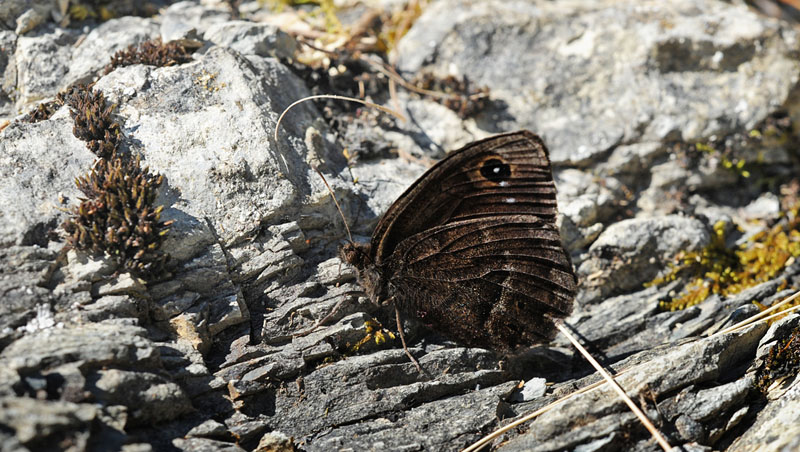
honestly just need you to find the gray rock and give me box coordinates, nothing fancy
[578,215,710,303]
[2,0,800,450]
[0,322,160,372]
[727,372,800,451]
[88,369,193,426]
[12,26,78,110]
[93,46,341,245]
[0,397,98,446]
[394,0,800,165]
[0,246,57,348]
[499,325,766,451]
[0,114,95,247]
[160,1,232,41]
[203,21,298,59]
[67,16,160,84]
[0,31,17,119]
[173,438,246,452]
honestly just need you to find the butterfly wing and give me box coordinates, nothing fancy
[387,215,575,349]
[371,131,576,350]
[371,131,559,264]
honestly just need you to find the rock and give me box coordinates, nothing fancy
[0,397,99,447]
[13,26,78,109]
[0,30,17,119]
[509,377,547,403]
[577,215,710,303]
[2,0,800,450]
[499,325,767,451]
[88,369,193,426]
[203,21,298,59]
[160,2,232,41]
[186,419,228,439]
[727,372,800,451]
[0,322,160,372]
[0,246,57,349]
[173,438,246,452]
[93,45,342,245]
[66,16,160,85]
[395,0,800,165]
[255,431,295,452]
[0,114,95,247]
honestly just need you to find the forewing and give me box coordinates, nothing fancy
[371,131,557,265]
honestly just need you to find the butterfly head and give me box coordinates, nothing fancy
[339,242,372,271]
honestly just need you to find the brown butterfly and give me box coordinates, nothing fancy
[340,131,577,362]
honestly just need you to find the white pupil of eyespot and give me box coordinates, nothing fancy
[492,167,500,173]
[505,197,516,203]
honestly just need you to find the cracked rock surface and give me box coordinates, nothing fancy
[3,0,800,451]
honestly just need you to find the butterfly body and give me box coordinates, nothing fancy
[341,131,577,352]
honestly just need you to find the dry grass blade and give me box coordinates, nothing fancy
[462,322,673,452]
[728,303,800,334]
[556,323,673,452]
[273,94,406,144]
[461,378,610,452]
[712,289,800,337]
[312,166,352,243]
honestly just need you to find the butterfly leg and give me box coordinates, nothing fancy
[395,304,424,374]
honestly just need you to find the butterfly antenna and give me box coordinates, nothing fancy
[555,322,673,452]
[312,166,353,244]
[273,94,406,144]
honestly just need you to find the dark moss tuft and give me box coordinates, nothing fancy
[62,155,172,278]
[63,86,122,159]
[104,39,194,75]
[20,99,64,123]
[410,72,490,118]
[757,327,800,393]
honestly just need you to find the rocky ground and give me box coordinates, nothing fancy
[2,0,800,451]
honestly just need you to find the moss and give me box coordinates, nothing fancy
[63,86,121,159]
[348,318,396,352]
[263,0,342,34]
[20,99,64,123]
[104,39,194,75]
[756,327,800,393]
[63,156,172,277]
[410,72,491,118]
[61,85,171,279]
[649,199,800,311]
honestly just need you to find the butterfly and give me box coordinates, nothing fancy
[340,131,577,359]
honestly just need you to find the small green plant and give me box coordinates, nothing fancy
[649,202,800,311]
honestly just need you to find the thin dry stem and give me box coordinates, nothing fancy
[556,322,673,452]
[461,378,610,452]
[273,94,406,144]
[312,166,353,243]
[712,289,800,337]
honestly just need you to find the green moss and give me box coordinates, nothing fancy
[348,318,396,352]
[649,206,800,311]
